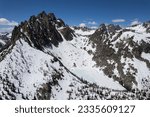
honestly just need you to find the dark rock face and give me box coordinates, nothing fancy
[143,21,150,33]
[11,11,66,50]
[73,26,93,32]
[59,26,76,41]
[140,41,150,53]
[56,18,66,28]
[107,24,121,35]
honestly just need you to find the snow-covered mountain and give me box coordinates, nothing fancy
[0,32,11,49]
[0,11,150,100]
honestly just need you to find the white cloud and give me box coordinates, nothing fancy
[0,27,14,32]
[112,19,126,23]
[79,23,86,27]
[90,26,98,29]
[131,19,141,26]
[0,18,18,26]
[0,18,18,32]
[88,21,97,25]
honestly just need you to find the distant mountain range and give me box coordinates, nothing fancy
[0,11,150,100]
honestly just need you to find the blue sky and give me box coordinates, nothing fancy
[0,0,150,32]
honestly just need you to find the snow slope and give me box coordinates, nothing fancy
[46,29,125,90]
[0,39,88,99]
[0,26,128,99]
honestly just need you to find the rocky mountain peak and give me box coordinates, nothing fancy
[37,11,56,21]
[89,24,119,44]
[11,11,72,50]
[73,26,92,31]
[143,21,150,33]
[97,24,107,33]
[107,24,121,33]
[143,21,150,27]
[97,24,121,34]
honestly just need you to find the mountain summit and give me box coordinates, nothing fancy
[0,11,150,100]
[11,11,75,50]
